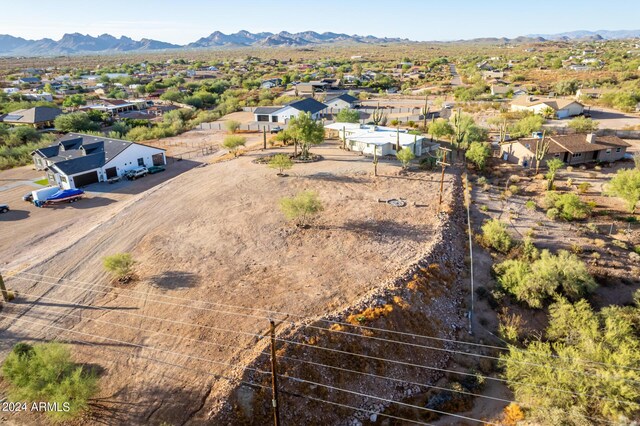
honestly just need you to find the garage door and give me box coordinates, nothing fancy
[256,115,269,122]
[72,171,99,187]
[152,153,164,166]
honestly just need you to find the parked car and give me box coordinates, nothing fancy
[147,165,166,174]
[270,126,283,134]
[0,204,9,213]
[22,192,33,202]
[125,166,148,180]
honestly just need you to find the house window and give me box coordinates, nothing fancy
[137,158,144,166]
[573,153,582,158]
[554,153,561,158]
[60,175,68,183]
[616,148,621,153]
[606,149,611,154]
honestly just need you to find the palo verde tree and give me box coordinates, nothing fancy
[224,120,241,134]
[545,158,565,190]
[268,154,293,176]
[222,135,247,157]
[428,118,453,143]
[2,342,98,422]
[103,253,135,281]
[500,296,640,424]
[605,168,640,213]
[465,141,491,170]
[494,249,596,308]
[568,116,599,133]
[288,112,324,160]
[396,147,415,170]
[279,190,324,227]
[335,108,360,123]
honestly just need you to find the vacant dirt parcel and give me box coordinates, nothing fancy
[0,140,458,424]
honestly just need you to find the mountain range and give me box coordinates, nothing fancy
[0,31,408,56]
[1,29,639,57]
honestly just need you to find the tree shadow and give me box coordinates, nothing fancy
[149,271,199,290]
[302,172,368,184]
[337,219,433,243]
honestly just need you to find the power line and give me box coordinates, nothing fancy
[10,290,262,358]
[10,272,640,379]
[273,335,640,407]
[1,292,631,424]
[0,312,271,377]
[12,288,626,422]
[1,312,269,394]
[0,311,461,426]
[281,389,436,426]
[11,269,640,375]
[279,374,497,425]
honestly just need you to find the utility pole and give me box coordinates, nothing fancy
[263,128,267,150]
[269,319,281,426]
[0,273,9,302]
[437,147,452,208]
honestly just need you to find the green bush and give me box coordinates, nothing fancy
[2,342,98,421]
[494,249,596,308]
[102,253,135,279]
[279,191,324,227]
[480,219,513,253]
[222,135,247,157]
[546,207,559,220]
[500,298,640,422]
[543,192,591,221]
[525,200,536,210]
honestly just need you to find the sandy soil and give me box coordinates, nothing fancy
[0,139,455,425]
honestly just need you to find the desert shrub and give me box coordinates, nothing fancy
[396,147,415,169]
[480,219,514,253]
[279,191,324,227]
[498,308,524,343]
[2,342,98,421]
[494,250,596,308]
[605,168,640,213]
[508,185,519,195]
[521,236,539,261]
[268,154,293,175]
[611,239,628,250]
[543,192,591,221]
[465,142,491,170]
[546,207,559,220]
[566,178,574,187]
[222,135,247,157]
[586,222,598,232]
[102,253,135,279]
[635,245,640,255]
[477,176,488,185]
[577,182,591,193]
[503,403,526,425]
[335,108,360,123]
[480,205,488,212]
[224,120,241,134]
[500,298,640,422]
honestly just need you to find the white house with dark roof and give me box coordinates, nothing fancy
[324,94,360,111]
[253,98,327,123]
[32,133,166,189]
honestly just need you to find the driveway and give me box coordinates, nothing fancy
[588,107,640,130]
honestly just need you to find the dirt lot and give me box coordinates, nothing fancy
[0,138,456,424]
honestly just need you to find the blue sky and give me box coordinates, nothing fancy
[4,0,640,44]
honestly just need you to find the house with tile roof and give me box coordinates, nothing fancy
[32,133,166,189]
[500,133,630,167]
[510,96,584,118]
